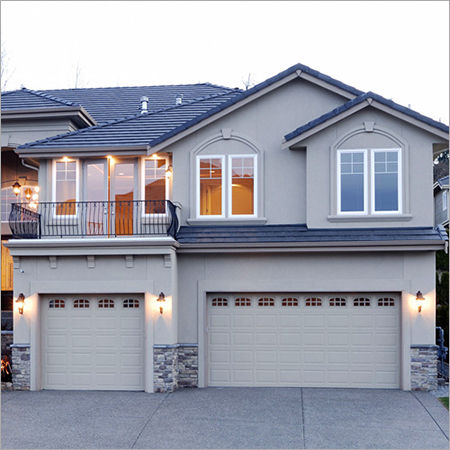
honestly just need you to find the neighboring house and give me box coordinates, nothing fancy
[434,175,449,227]
[1,63,448,393]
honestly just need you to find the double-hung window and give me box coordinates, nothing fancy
[442,190,448,212]
[53,159,79,216]
[197,154,257,218]
[337,150,367,214]
[337,148,402,215]
[371,149,401,214]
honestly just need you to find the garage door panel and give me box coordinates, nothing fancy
[279,350,301,363]
[255,333,277,345]
[209,332,230,345]
[232,350,252,363]
[42,294,144,391]
[279,333,302,345]
[208,292,400,389]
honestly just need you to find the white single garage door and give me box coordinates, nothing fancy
[207,292,400,388]
[42,294,144,390]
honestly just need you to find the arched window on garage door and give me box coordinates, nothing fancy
[49,299,65,308]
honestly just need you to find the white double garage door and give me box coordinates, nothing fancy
[207,292,401,389]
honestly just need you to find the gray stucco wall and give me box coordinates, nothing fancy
[301,108,445,228]
[177,250,436,345]
[168,78,346,226]
[1,118,78,148]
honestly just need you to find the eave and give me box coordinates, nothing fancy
[1,106,97,128]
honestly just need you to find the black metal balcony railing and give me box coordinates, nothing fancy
[9,200,179,239]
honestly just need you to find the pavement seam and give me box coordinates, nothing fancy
[300,387,306,449]
[130,393,169,449]
[411,392,449,440]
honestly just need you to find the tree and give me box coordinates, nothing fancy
[242,73,256,91]
[1,44,15,91]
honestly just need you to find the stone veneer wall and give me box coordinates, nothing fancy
[177,345,198,388]
[153,344,198,392]
[411,345,438,391]
[11,345,30,390]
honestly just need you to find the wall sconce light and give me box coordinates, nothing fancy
[12,181,21,196]
[157,292,165,314]
[24,188,32,200]
[16,293,25,315]
[416,291,425,313]
[165,165,173,177]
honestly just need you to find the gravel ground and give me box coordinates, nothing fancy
[431,382,449,398]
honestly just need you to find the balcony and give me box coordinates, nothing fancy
[8,200,179,239]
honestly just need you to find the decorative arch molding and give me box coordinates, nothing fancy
[190,129,264,157]
[329,123,411,218]
[188,129,266,222]
[332,123,409,150]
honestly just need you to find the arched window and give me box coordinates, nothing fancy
[305,298,322,307]
[49,299,65,308]
[123,299,140,308]
[354,298,370,307]
[329,298,346,307]
[98,299,114,308]
[378,297,395,306]
[258,297,274,306]
[73,299,89,308]
[235,298,251,307]
[282,297,298,307]
[211,298,228,307]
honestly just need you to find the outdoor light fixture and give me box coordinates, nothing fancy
[24,188,32,200]
[12,181,21,196]
[416,291,425,313]
[157,292,165,314]
[16,293,25,315]
[165,165,173,177]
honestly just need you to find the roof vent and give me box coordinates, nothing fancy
[175,94,183,105]
[140,96,149,114]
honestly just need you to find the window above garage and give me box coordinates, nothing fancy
[337,148,402,217]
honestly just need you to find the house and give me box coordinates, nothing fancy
[434,175,449,228]
[1,63,448,393]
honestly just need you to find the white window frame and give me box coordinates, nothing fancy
[443,190,448,212]
[337,149,368,215]
[196,155,225,219]
[228,154,258,218]
[52,158,80,218]
[140,156,170,217]
[370,148,402,215]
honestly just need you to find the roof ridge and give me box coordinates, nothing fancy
[18,90,241,149]
[37,82,236,92]
[21,88,79,107]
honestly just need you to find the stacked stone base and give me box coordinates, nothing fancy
[154,344,198,392]
[411,345,438,391]
[11,345,30,390]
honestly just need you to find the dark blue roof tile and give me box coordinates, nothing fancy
[177,224,447,245]
[285,92,449,143]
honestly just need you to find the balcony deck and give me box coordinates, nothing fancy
[9,200,179,239]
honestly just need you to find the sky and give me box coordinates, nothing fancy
[1,1,449,123]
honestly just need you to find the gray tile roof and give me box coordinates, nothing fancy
[1,88,79,109]
[2,83,235,124]
[17,90,242,150]
[177,224,448,244]
[284,92,449,143]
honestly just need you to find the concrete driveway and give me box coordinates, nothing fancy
[1,388,448,449]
